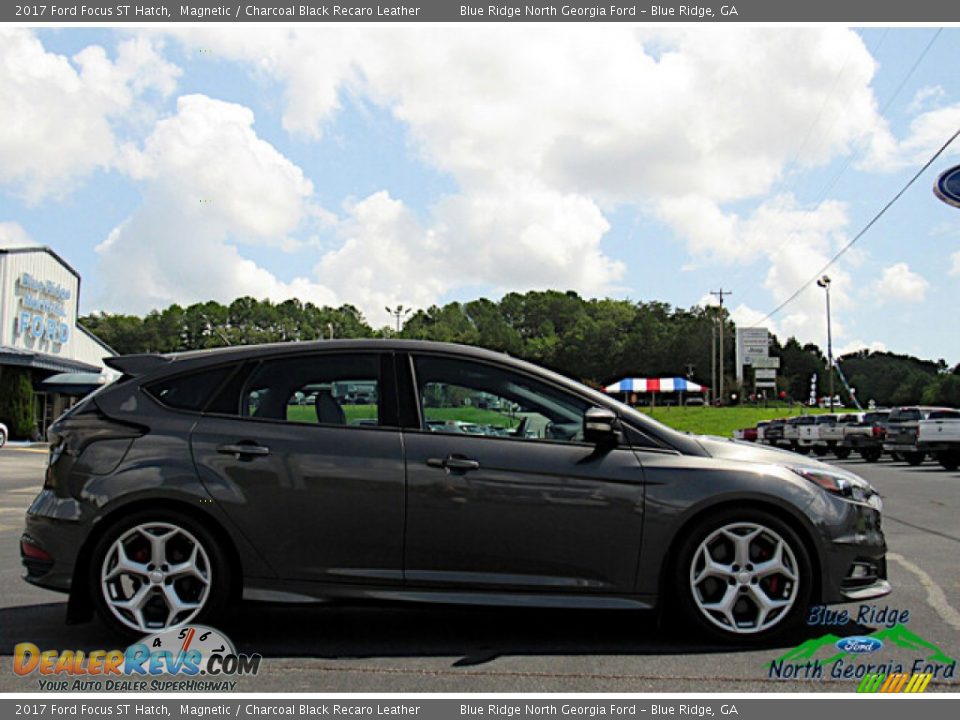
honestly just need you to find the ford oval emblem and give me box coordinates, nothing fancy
[836,636,884,654]
[934,165,960,209]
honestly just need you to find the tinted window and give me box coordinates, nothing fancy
[413,355,590,443]
[864,412,889,423]
[928,410,960,419]
[890,409,920,422]
[145,366,233,411]
[238,354,380,427]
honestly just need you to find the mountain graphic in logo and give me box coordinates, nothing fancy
[771,624,955,666]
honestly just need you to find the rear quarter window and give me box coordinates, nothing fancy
[144,365,234,412]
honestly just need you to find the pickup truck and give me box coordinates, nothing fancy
[784,415,816,453]
[917,409,960,470]
[844,410,890,462]
[799,414,837,455]
[883,406,952,465]
[762,418,786,446]
[819,412,864,459]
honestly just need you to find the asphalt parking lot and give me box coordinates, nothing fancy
[1,446,958,693]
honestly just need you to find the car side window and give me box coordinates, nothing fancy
[237,354,380,427]
[413,355,590,443]
[144,365,234,412]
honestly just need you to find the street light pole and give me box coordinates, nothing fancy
[385,305,411,333]
[817,275,834,411]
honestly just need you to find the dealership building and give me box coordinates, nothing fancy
[0,246,116,437]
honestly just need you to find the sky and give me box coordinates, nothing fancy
[1,26,959,363]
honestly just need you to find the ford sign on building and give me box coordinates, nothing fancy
[0,246,116,438]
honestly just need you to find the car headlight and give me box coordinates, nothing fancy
[789,465,875,505]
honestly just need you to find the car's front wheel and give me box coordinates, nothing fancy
[675,509,812,642]
[834,447,851,459]
[89,511,230,637]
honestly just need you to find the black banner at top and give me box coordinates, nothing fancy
[5,0,960,23]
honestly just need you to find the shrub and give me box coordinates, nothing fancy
[0,368,36,439]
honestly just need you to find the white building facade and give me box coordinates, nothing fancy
[0,246,116,436]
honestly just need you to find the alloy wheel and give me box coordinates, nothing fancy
[100,522,212,632]
[689,522,800,635]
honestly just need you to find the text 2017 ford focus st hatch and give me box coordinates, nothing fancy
[21,340,889,640]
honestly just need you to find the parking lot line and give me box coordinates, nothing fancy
[889,552,960,631]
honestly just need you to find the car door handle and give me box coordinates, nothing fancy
[427,456,481,472]
[217,443,271,458]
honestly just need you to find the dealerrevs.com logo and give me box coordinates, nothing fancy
[12,625,261,691]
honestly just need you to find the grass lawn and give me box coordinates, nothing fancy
[636,405,842,438]
[285,404,520,428]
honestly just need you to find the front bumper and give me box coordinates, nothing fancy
[813,493,890,605]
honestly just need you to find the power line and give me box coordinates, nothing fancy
[752,123,960,326]
[758,28,943,267]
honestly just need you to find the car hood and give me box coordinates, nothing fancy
[694,435,878,494]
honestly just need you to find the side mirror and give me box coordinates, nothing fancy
[584,406,620,445]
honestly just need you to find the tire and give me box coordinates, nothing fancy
[903,452,925,466]
[673,508,812,643]
[813,446,828,457]
[936,452,960,472]
[0,429,6,449]
[794,445,810,455]
[891,452,903,462]
[860,448,881,463]
[88,510,231,638]
[834,448,851,460]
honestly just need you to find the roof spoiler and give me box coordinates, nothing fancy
[103,354,172,377]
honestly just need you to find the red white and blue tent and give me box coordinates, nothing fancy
[604,377,707,394]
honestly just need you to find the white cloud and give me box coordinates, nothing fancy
[95,95,335,314]
[908,85,946,114]
[0,30,180,203]
[870,262,930,303]
[159,26,893,335]
[949,251,960,277]
[0,221,36,248]
[861,102,960,172]
[837,339,888,356]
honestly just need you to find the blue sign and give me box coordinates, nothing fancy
[934,165,960,209]
[835,636,884,654]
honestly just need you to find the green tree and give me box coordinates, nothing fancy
[0,368,36,439]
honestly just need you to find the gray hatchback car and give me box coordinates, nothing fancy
[21,340,889,641]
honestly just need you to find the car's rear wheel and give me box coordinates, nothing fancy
[89,511,230,637]
[936,452,960,471]
[813,446,828,457]
[675,509,812,642]
[903,451,925,466]
[0,429,6,448]
[861,448,881,462]
[834,448,851,460]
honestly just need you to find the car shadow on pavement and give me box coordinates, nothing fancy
[0,601,875,668]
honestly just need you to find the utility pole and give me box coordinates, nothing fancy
[710,288,732,405]
[816,276,834,411]
[710,322,716,404]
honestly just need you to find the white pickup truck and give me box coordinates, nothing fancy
[917,409,960,470]
[818,413,864,459]
[798,415,836,455]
